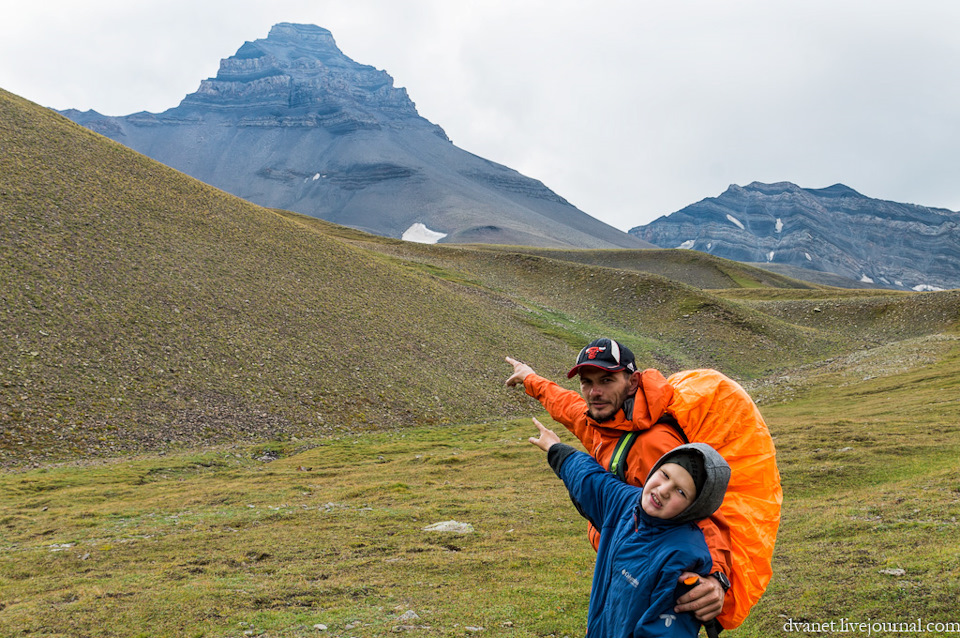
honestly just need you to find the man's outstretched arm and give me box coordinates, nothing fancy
[505,356,599,447]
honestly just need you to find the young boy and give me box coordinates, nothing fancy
[529,418,731,638]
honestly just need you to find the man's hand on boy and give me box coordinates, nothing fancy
[504,356,535,387]
[528,417,561,452]
[674,571,724,621]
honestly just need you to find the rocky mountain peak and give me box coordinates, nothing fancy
[266,22,338,50]
[59,23,645,249]
[631,181,960,290]
[177,22,431,135]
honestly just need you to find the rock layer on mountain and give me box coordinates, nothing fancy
[630,182,960,290]
[61,23,647,249]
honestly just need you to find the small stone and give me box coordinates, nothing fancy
[880,568,906,576]
[313,624,328,631]
[422,521,475,534]
[398,611,420,622]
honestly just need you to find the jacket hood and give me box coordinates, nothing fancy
[646,442,730,525]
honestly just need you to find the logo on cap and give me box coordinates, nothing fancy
[567,338,637,378]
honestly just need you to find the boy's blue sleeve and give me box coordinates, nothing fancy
[634,547,710,638]
[552,446,641,527]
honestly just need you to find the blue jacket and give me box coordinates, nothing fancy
[554,447,712,638]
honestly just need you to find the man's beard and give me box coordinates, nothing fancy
[588,406,616,422]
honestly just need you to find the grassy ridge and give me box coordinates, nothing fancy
[0,89,839,467]
[4,86,960,470]
[313,223,960,376]
[291,223,838,373]
[467,245,822,290]
[1,89,577,465]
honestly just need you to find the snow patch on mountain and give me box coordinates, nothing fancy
[402,223,447,244]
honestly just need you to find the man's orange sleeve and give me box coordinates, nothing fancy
[698,511,734,582]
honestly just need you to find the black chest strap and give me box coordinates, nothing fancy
[608,413,688,482]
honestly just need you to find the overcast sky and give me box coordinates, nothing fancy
[3,0,959,230]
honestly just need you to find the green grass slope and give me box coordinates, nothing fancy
[2,89,579,466]
[1,335,957,637]
[4,86,959,471]
[471,245,824,290]
[296,220,960,376]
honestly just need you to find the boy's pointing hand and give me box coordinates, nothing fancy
[528,418,561,452]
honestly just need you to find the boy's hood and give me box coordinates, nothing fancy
[647,442,731,525]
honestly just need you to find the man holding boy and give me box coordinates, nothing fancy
[505,338,731,622]
[528,417,731,637]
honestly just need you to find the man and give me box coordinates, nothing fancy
[506,338,732,624]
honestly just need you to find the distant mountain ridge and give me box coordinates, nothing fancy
[630,181,960,290]
[60,23,647,250]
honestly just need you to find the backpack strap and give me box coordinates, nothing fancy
[704,619,723,638]
[608,431,639,482]
[609,413,689,482]
[657,412,689,444]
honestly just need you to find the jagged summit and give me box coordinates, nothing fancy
[60,23,644,249]
[266,22,338,47]
[177,22,436,135]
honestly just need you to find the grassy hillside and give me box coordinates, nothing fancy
[3,87,959,468]
[469,245,823,290]
[1,89,578,466]
[291,216,960,375]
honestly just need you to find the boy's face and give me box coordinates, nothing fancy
[641,462,697,519]
[577,368,638,422]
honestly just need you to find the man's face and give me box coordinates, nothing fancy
[578,367,638,422]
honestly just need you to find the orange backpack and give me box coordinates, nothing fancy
[624,369,781,629]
